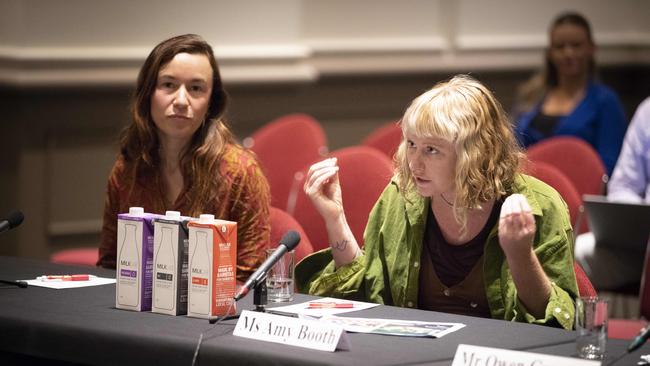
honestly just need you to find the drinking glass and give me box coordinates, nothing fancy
[575,296,608,360]
[265,248,294,302]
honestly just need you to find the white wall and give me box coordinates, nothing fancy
[1,0,648,86]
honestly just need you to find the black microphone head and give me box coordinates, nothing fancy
[7,210,24,229]
[279,230,300,251]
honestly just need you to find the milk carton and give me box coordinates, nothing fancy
[116,207,161,311]
[152,211,191,316]
[187,214,237,319]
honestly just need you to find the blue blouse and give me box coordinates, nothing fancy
[515,81,627,175]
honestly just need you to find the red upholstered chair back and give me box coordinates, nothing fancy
[361,121,402,160]
[246,113,328,210]
[50,248,99,267]
[288,146,393,252]
[269,206,314,263]
[574,261,597,297]
[526,136,607,198]
[525,161,588,234]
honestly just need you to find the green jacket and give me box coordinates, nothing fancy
[296,174,579,329]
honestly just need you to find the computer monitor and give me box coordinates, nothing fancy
[582,194,650,251]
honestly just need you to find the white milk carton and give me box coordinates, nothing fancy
[115,207,162,311]
[152,210,191,316]
[187,214,237,319]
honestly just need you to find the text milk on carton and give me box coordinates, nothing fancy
[152,210,192,316]
[187,214,237,319]
[116,207,162,311]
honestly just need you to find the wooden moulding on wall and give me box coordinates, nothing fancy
[1,33,649,88]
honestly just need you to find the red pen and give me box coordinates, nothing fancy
[307,302,354,309]
[38,274,94,281]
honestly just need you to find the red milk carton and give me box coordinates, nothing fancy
[187,214,237,319]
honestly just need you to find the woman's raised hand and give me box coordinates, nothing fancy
[498,193,536,258]
[497,193,552,318]
[303,157,359,266]
[303,158,343,222]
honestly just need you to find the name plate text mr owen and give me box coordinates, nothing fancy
[452,344,600,366]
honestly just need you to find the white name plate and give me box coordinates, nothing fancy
[452,344,600,366]
[233,310,350,352]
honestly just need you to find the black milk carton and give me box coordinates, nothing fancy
[152,211,191,316]
[116,207,162,311]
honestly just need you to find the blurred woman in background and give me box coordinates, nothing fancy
[514,12,626,175]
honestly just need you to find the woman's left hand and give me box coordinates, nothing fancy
[498,194,536,258]
[498,194,552,319]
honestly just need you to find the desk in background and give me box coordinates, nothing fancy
[0,256,646,366]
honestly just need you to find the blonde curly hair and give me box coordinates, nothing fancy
[394,75,523,235]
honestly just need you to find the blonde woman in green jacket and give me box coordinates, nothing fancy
[296,75,579,329]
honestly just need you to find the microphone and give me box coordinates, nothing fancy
[0,210,28,289]
[0,210,24,233]
[628,326,650,352]
[0,279,28,288]
[233,230,300,301]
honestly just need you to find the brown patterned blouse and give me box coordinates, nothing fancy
[97,143,271,283]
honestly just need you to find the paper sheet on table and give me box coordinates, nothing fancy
[24,277,116,289]
[267,297,379,318]
[318,315,466,338]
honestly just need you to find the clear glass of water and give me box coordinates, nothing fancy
[575,296,608,360]
[265,248,294,302]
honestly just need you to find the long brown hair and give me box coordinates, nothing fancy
[119,34,235,216]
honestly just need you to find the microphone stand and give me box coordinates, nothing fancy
[253,276,267,312]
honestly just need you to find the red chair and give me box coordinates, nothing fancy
[574,261,597,297]
[50,248,98,267]
[288,146,393,252]
[526,136,608,198]
[361,121,402,160]
[525,161,588,234]
[269,206,314,263]
[245,113,328,210]
[609,240,650,339]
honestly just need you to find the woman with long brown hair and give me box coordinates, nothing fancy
[98,34,271,282]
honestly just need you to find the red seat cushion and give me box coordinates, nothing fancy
[248,113,328,210]
[361,121,402,159]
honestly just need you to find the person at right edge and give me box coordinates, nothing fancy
[575,96,650,290]
[296,75,578,329]
[513,11,626,175]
